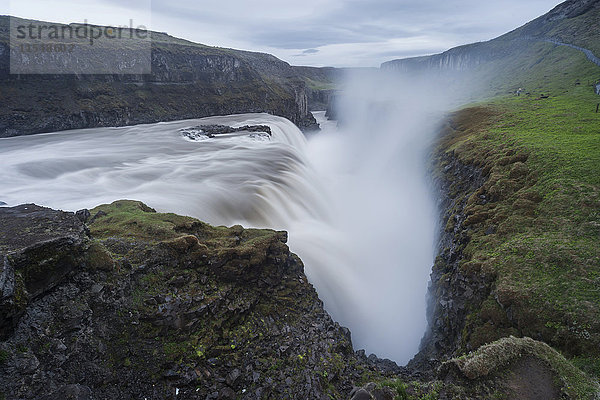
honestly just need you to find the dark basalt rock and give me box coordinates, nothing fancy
[0,17,318,138]
[180,124,273,140]
[0,201,402,400]
[0,204,87,339]
[409,149,493,375]
[75,209,91,224]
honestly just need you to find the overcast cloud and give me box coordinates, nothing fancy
[3,0,564,67]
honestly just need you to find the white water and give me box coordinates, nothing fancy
[0,74,449,363]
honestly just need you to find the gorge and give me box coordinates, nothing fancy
[0,69,451,365]
[1,0,600,398]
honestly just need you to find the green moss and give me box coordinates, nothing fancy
[0,350,9,364]
[85,241,115,271]
[89,200,201,241]
[446,336,599,399]
[379,379,409,400]
[571,356,600,380]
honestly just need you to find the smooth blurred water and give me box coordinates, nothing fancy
[0,74,448,363]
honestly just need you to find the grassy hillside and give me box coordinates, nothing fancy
[505,0,600,55]
[382,0,600,104]
[430,30,600,379]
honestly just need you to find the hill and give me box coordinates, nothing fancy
[381,0,600,100]
[0,16,319,137]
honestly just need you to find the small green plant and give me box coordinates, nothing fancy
[380,379,409,400]
[0,350,9,364]
[194,345,205,359]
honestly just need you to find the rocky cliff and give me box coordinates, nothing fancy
[0,201,408,399]
[408,96,600,398]
[0,16,318,137]
[2,196,597,400]
[291,66,341,111]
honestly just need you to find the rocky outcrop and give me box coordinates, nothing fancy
[0,201,401,400]
[0,205,88,340]
[0,17,317,137]
[439,336,600,399]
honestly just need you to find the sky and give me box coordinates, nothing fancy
[3,0,564,68]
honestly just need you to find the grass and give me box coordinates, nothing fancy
[431,43,600,393]
[89,200,212,242]
[303,77,337,91]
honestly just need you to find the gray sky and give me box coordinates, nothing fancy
[4,0,564,67]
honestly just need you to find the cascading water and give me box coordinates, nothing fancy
[0,72,456,363]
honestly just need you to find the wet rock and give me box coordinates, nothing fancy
[484,225,497,235]
[15,352,40,374]
[88,210,107,224]
[349,382,397,400]
[350,388,372,400]
[226,368,241,386]
[219,387,236,399]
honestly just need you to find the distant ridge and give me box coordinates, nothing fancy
[381,0,600,97]
[0,16,320,137]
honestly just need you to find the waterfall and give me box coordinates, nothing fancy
[0,71,455,363]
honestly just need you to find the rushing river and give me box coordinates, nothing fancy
[0,77,443,363]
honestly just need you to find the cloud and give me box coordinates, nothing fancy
[1,0,564,67]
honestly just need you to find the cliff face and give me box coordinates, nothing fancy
[0,17,318,137]
[0,201,399,399]
[1,196,597,399]
[412,109,500,368]
[381,0,600,89]
[381,42,505,73]
[411,99,600,398]
[291,66,341,111]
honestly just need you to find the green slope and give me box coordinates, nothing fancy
[377,1,600,397]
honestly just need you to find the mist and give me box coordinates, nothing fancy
[290,70,465,363]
